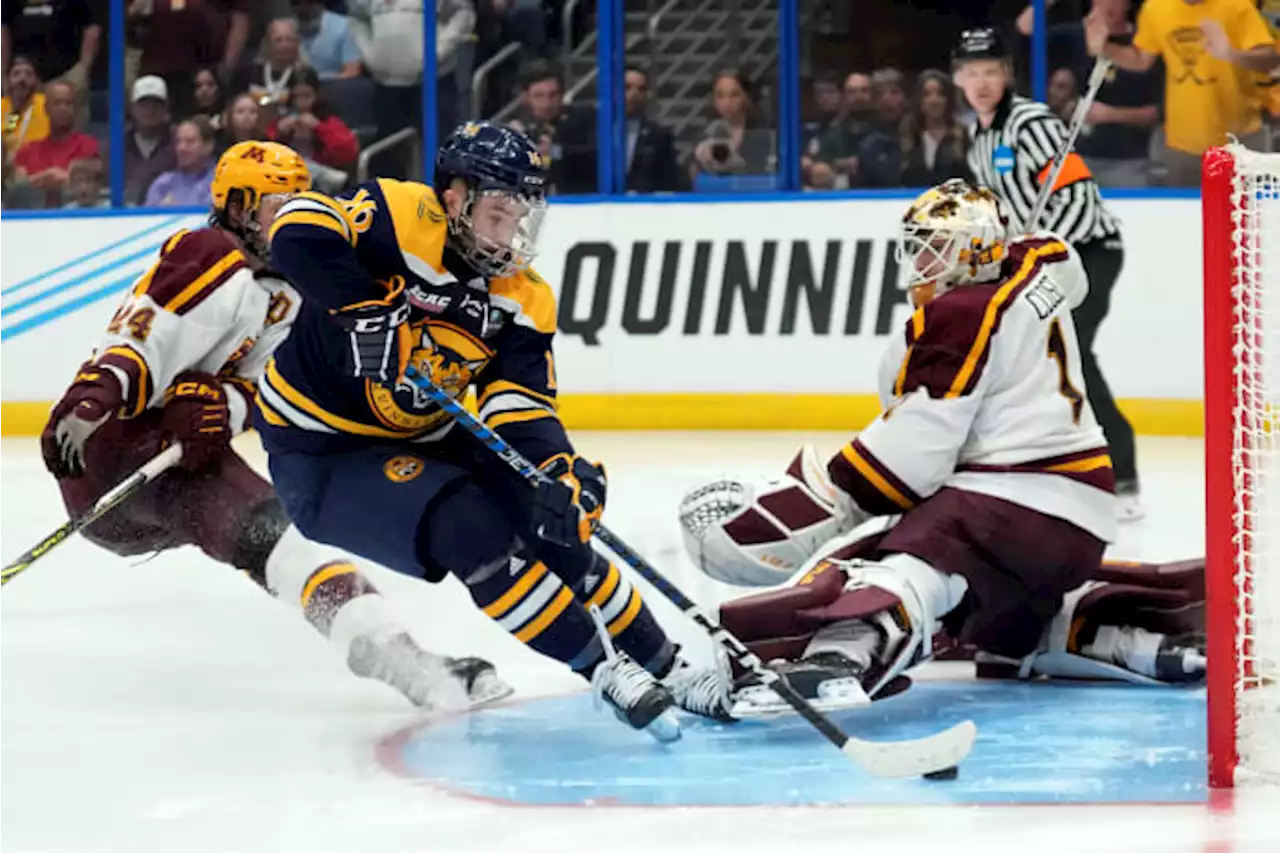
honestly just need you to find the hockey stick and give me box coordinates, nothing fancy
[404,367,977,778]
[1023,56,1113,233]
[0,443,184,588]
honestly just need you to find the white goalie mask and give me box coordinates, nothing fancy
[678,446,857,587]
[895,179,1009,305]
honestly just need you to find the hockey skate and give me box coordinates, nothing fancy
[347,632,514,710]
[587,605,681,742]
[1115,480,1146,523]
[664,651,736,722]
[729,651,872,720]
[1082,626,1206,684]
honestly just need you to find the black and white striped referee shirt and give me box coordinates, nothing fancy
[967,94,1120,245]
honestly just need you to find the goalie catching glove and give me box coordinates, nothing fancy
[162,371,232,470]
[330,275,412,383]
[533,453,607,546]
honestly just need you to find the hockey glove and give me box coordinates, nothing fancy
[162,371,231,471]
[330,277,412,383]
[40,361,124,479]
[532,453,607,546]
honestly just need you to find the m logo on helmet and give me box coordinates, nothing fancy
[241,145,267,163]
[384,455,425,483]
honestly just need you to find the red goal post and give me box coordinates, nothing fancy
[1203,142,1280,788]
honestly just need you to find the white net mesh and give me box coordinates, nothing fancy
[1228,144,1280,783]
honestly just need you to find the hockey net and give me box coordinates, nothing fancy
[1203,143,1280,788]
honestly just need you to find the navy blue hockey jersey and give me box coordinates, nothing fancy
[256,177,571,465]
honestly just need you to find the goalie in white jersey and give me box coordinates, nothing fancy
[40,141,510,711]
[680,179,1204,717]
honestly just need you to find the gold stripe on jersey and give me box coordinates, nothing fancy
[486,407,558,429]
[300,561,358,610]
[481,560,580,644]
[100,345,152,417]
[607,588,644,636]
[946,240,1067,398]
[839,443,914,510]
[264,358,416,438]
[1044,452,1113,474]
[893,307,927,397]
[584,562,642,637]
[586,563,621,610]
[269,192,355,245]
[515,586,575,643]
[161,249,244,313]
[161,230,189,255]
[275,210,352,242]
[478,379,557,411]
[482,560,550,619]
[254,394,290,426]
[130,260,160,298]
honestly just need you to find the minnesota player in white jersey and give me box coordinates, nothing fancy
[679,179,1204,717]
[41,141,510,710]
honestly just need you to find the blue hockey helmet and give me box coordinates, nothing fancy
[435,121,549,278]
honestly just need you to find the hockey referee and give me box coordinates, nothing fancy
[953,27,1141,522]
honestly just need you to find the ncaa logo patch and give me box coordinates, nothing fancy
[992,144,1015,176]
[384,455,425,483]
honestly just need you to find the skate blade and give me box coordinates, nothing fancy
[467,672,516,708]
[730,678,871,720]
[643,707,682,743]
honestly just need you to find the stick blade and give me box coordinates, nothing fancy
[841,719,977,779]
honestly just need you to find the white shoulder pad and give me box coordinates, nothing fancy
[1015,231,1088,310]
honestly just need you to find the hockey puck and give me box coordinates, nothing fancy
[922,766,959,781]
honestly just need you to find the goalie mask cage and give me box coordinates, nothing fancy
[1204,143,1280,788]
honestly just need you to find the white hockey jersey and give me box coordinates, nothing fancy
[827,234,1117,542]
[82,227,301,432]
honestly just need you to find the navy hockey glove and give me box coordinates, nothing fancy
[532,453,607,546]
[330,277,412,383]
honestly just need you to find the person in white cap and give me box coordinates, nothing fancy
[125,74,176,206]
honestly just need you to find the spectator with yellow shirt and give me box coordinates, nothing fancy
[2,56,50,158]
[1088,0,1279,185]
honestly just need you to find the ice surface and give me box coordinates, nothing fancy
[3,433,1278,852]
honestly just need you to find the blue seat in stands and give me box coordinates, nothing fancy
[322,77,378,144]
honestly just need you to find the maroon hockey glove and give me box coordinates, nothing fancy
[162,371,231,471]
[41,361,125,479]
[532,453,607,546]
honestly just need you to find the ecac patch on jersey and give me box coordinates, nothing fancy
[992,144,1015,176]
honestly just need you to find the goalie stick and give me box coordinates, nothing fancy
[1,443,184,588]
[1024,56,1113,234]
[403,367,977,779]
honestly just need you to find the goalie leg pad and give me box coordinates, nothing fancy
[979,558,1206,685]
[719,556,848,665]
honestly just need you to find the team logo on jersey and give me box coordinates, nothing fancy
[992,144,1015,176]
[384,455,425,483]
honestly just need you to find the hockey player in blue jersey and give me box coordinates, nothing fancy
[256,122,732,739]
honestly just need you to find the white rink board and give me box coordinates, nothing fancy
[0,199,1201,403]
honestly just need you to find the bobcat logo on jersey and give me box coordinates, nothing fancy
[383,455,425,483]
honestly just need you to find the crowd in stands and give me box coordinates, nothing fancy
[3,1,1278,207]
